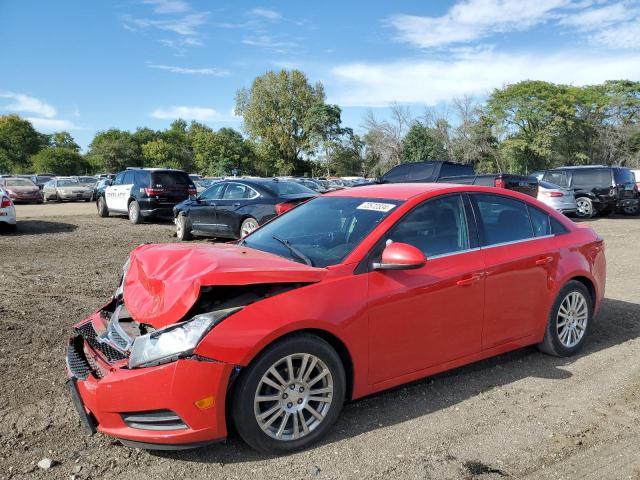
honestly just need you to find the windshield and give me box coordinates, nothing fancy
[242,196,402,267]
[78,177,96,184]
[58,180,80,187]
[5,179,35,187]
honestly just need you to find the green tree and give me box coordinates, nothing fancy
[190,125,253,176]
[50,131,80,151]
[401,121,448,162]
[235,69,334,174]
[32,147,88,175]
[141,139,186,169]
[0,114,44,172]
[87,129,142,172]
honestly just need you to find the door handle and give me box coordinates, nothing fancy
[456,273,483,287]
[233,203,241,207]
[535,256,554,266]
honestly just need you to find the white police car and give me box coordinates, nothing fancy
[96,168,196,224]
[0,187,17,232]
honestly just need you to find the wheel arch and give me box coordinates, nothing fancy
[569,275,596,304]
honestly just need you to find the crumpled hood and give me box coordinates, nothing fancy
[123,243,327,328]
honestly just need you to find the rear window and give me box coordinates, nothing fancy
[381,162,436,182]
[614,168,635,184]
[439,163,475,177]
[151,171,191,187]
[544,171,569,188]
[5,179,35,187]
[265,181,316,196]
[539,181,562,189]
[571,169,612,187]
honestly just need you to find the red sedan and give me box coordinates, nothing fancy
[66,183,606,453]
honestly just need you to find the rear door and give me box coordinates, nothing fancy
[570,169,613,205]
[470,193,558,349]
[189,182,226,233]
[214,182,261,237]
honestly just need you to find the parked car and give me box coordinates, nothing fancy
[537,181,577,215]
[30,173,55,190]
[380,160,539,197]
[0,177,43,204]
[43,178,93,202]
[66,183,605,453]
[630,169,640,190]
[96,168,196,224]
[174,178,317,241]
[292,178,329,194]
[538,165,639,217]
[0,187,16,232]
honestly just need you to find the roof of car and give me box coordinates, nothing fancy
[325,183,460,200]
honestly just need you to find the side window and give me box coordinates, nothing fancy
[223,183,248,200]
[473,194,534,246]
[527,205,551,237]
[551,217,569,235]
[571,169,612,187]
[385,195,469,258]
[122,172,134,185]
[544,171,568,188]
[200,182,226,200]
[113,172,125,186]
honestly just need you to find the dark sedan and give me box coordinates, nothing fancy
[173,178,317,240]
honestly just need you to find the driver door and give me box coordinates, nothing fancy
[366,194,486,385]
[189,182,226,234]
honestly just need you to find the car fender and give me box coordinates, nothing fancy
[194,271,370,398]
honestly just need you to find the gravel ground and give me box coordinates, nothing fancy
[1,202,639,480]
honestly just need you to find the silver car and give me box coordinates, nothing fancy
[43,178,93,202]
[537,180,577,215]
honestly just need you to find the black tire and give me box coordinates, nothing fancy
[231,333,346,454]
[176,214,193,241]
[623,202,640,216]
[538,280,593,357]
[128,200,143,224]
[240,217,259,238]
[97,197,109,217]
[575,197,594,218]
[597,207,613,217]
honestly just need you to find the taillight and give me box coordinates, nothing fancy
[144,187,165,196]
[494,178,506,189]
[276,202,295,215]
[543,191,564,197]
[1,196,11,208]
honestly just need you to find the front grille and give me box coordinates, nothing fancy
[108,325,129,350]
[121,410,188,431]
[66,341,92,380]
[76,322,127,362]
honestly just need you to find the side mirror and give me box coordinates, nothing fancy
[373,242,426,271]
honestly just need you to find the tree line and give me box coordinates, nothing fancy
[1,71,638,178]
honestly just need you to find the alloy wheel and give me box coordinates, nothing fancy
[576,198,592,217]
[241,219,259,238]
[253,353,333,441]
[556,291,588,348]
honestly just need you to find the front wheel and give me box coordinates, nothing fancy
[175,214,193,241]
[575,197,595,218]
[128,200,143,224]
[232,334,346,453]
[240,217,259,238]
[538,280,593,357]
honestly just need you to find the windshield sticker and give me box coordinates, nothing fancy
[357,202,396,212]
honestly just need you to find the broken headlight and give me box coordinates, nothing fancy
[128,308,240,369]
[114,258,130,298]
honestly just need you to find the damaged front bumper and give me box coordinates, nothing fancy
[65,308,235,449]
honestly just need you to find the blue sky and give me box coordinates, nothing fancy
[1,0,639,150]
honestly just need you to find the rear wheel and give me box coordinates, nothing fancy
[538,281,593,357]
[240,217,259,238]
[97,197,109,217]
[176,214,192,241]
[623,202,640,216]
[128,200,143,224]
[232,334,345,453]
[575,197,594,218]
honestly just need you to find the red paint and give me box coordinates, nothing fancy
[380,242,426,266]
[70,184,606,447]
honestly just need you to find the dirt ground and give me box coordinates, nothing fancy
[1,202,639,480]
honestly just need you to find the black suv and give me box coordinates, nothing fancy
[96,168,196,224]
[536,166,639,218]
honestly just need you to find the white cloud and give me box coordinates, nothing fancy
[388,0,570,47]
[147,63,229,76]
[151,106,231,121]
[0,92,56,118]
[592,19,640,48]
[143,0,190,15]
[242,35,297,51]
[560,3,632,29]
[328,49,640,106]
[26,117,76,131]
[248,7,281,20]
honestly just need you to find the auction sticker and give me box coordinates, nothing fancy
[357,202,396,212]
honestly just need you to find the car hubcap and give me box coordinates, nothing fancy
[129,204,137,221]
[241,220,258,237]
[254,353,333,441]
[176,218,184,237]
[576,199,591,216]
[557,291,588,348]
